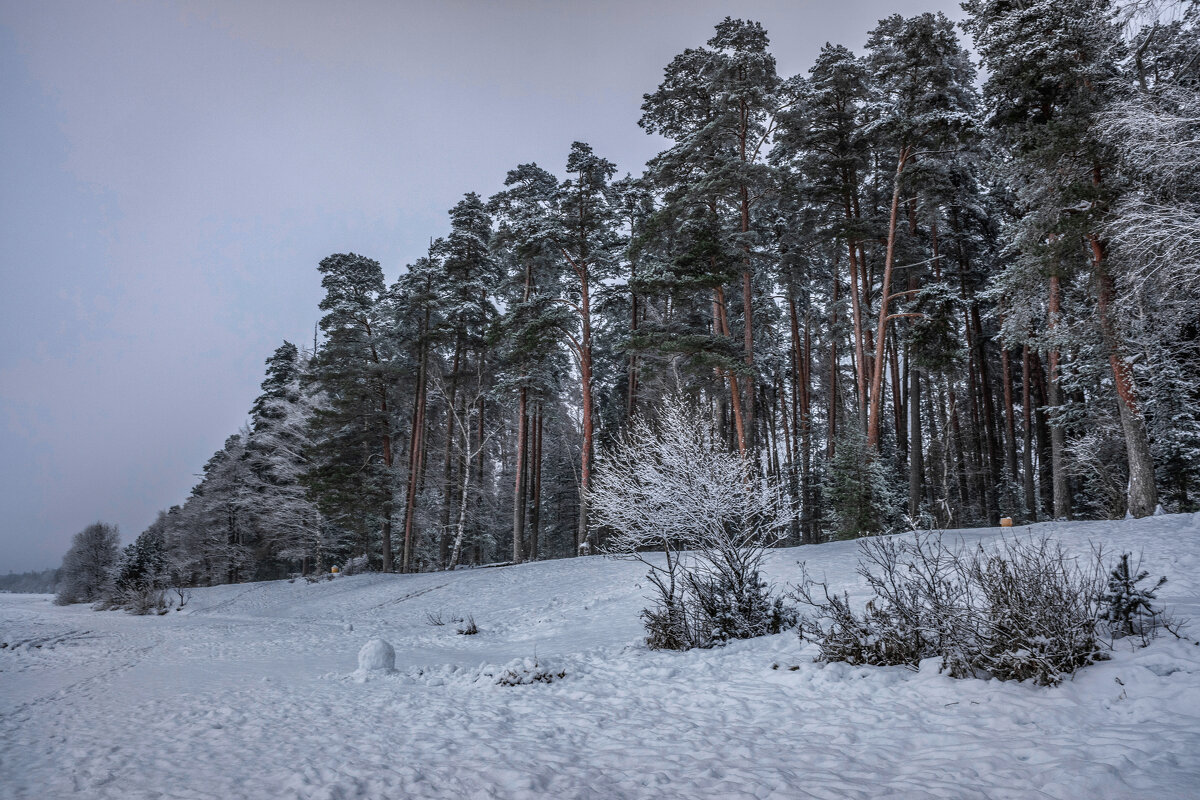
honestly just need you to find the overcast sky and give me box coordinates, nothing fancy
[0,0,965,572]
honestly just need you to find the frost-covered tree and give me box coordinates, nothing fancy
[429,195,501,568]
[1097,20,1200,511]
[489,162,570,562]
[827,425,899,539]
[639,19,787,456]
[174,433,254,585]
[552,143,622,552]
[107,519,170,613]
[862,12,977,453]
[55,522,120,605]
[592,398,793,649]
[243,342,329,571]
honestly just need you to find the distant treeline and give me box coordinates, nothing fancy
[0,569,59,594]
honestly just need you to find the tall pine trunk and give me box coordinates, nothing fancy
[438,339,463,567]
[867,146,910,450]
[578,273,595,553]
[1047,276,1071,520]
[1029,350,1054,518]
[1020,345,1038,521]
[1000,344,1021,515]
[530,404,543,559]
[1093,246,1157,518]
[401,312,429,573]
[513,387,527,564]
[909,356,923,518]
[367,327,393,573]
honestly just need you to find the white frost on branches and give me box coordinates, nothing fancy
[591,398,793,648]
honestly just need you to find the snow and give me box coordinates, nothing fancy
[3,514,1200,799]
[356,638,395,673]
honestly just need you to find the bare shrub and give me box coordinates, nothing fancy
[795,532,1128,686]
[967,536,1105,684]
[455,614,478,635]
[794,533,973,673]
[124,588,168,616]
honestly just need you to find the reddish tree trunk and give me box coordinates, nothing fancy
[401,311,429,573]
[1021,345,1038,521]
[867,147,909,450]
[513,387,527,564]
[1047,276,1071,520]
[1093,240,1157,518]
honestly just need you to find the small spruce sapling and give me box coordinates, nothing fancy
[1100,553,1167,642]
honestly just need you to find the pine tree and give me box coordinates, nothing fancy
[552,143,622,552]
[306,253,397,571]
[430,195,500,567]
[964,0,1159,518]
[489,162,570,562]
[1101,552,1167,638]
[827,426,898,539]
[640,18,785,455]
[109,520,170,612]
[862,12,977,454]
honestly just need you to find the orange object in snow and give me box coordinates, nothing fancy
[331,565,340,573]
[1000,517,1014,527]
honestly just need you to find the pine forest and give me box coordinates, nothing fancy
[131,3,1200,585]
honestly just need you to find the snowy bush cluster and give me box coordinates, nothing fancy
[795,533,1172,685]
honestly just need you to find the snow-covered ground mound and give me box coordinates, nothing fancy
[3,514,1200,799]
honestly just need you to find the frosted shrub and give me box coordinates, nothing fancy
[692,570,796,645]
[496,658,565,686]
[967,537,1105,684]
[592,398,795,650]
[100,525,172,614]
[125,587,168,616]
[795,533,1135,686]
[794,533,969,671]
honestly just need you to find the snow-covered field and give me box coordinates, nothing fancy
[3,515,1200,800]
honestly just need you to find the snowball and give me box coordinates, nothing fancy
[357,637,395,672]
[917,657,944,676]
